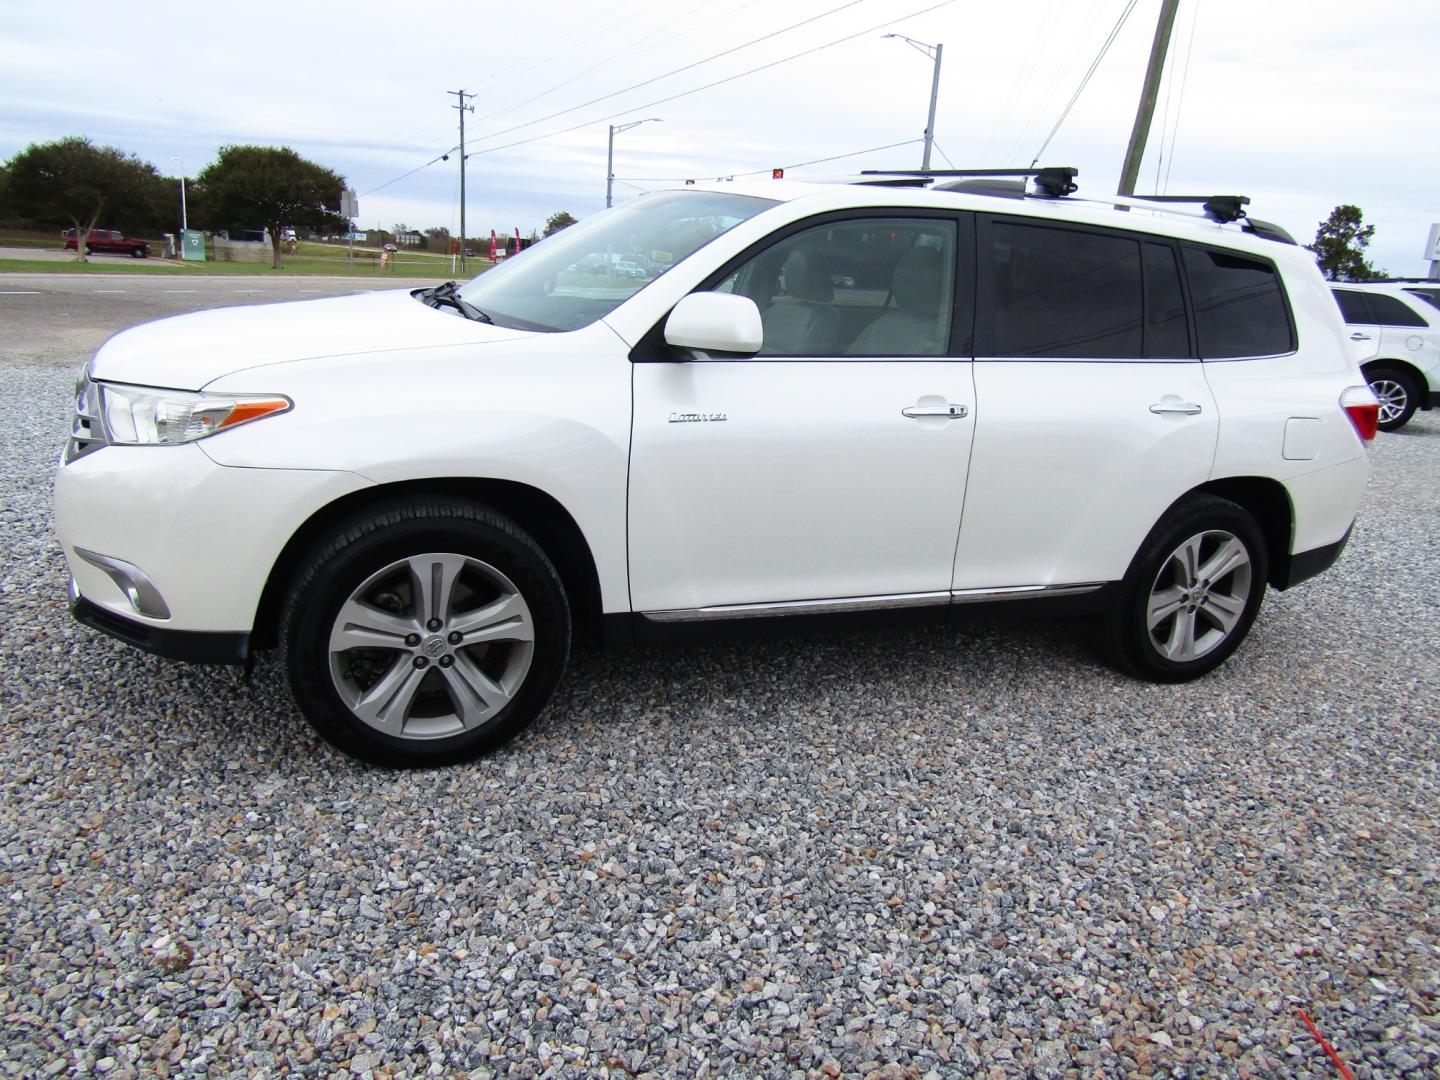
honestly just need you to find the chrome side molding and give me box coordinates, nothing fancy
[642,582,1106,623]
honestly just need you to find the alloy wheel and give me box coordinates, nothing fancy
[1146,530,1253,663]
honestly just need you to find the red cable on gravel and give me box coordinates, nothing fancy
[1297,1008,1356,1080]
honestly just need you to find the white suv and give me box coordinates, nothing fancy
[55,172,1377,765]
[1330,280,1440,431]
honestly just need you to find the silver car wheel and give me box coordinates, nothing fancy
[1146,530,1252,663]
[327,553,535,740]
[1369,377,1408,425]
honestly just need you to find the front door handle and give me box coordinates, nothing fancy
[1350,332,1372,341]
[1149,401,1203,416]
[902,403,968,419]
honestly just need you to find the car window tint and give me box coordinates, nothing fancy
[989,222,1142,358]
[1182,246,1293,358]
[722,218,959,357]
[1332,289,1374,324]
[1142,242,1190,358]
[1366,293,1429,327]
[1404,287,1440,312]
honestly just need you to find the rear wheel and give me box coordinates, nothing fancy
[280,500,570,766]
[1103,495,1267,682]
[1365,366,1419,432]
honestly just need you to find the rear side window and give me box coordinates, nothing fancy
[1332,289,1373,324]
[1366,293,1429,327]
[988,222,1143,358]
[1182,246,1294,358]
[1404,287,1440,312]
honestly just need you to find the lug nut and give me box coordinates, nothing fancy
[413,656,429,669]
[427,618,442,631]
[447,631,463,645]
[405,633,421,647]
[438,655,454,668]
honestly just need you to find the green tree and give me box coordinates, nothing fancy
[1306,205,1378,281]
[195,145,345,269]
[4,136,163,262]
[544,211,577,236]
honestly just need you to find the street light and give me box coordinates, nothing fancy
[607,118,661,209]
[883,34,944,170]
[171,156,187,233]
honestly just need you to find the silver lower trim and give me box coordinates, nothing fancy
[949,582,1106,604]
[643,591,951,623]
[642,582,1106,623]
[74,547,171,620]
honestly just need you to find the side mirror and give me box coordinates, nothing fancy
[663,293,763,358]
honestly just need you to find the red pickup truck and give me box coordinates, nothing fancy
[63,228,149,258]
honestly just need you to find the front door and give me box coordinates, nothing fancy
[628,213,976,616]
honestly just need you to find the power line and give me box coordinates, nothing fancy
[1003,0,1109,165]
[462,1,958,162]
[359,150,454,197]
[1161,0,1200,194]
[468,0,871,145]
[612,137,924,182]
[1030,0,1140,166]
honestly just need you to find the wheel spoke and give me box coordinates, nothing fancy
[1163,608,1200,661]
[448,593,534,644]
[1200,590,1245,634]
[1147,586,1186,630]
[350,658,427,734]
[408,554,467,626]
[1197,536,1249,586]
[1173,536,1203,589]
[329,600,419,653]
[437,652,511,727]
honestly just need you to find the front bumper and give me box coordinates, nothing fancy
[56,442,371,642]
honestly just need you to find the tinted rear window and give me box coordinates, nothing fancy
[1182,246,1293,358]
[1404,287,1440,312]
[1366,293,1429,327]
[1332,289,1373,324]
[988,222,1143,358]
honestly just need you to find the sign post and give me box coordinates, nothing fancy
[341,190,359,272]
[1425,223,1440,279]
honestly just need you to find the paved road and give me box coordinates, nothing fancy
[0,273,440,367]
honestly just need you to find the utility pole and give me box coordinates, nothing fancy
[607,119,662,209]
[1117,0,1181,197]
[449,90,474,271]
[883,35,943,170]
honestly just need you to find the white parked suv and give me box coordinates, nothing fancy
[1330,280,1440,431]
[55,171,1378,765]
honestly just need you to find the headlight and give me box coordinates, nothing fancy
[98,383,292,446]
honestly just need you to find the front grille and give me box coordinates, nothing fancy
[66,374,107,463]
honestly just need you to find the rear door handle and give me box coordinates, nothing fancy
[1149,401,1203,416]
[1350,332,1372,341]
[902,403,968,419]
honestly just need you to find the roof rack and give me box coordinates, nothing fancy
[1107,194,1297,245]
[858,166,1079,198]
[1363,276,1440,285]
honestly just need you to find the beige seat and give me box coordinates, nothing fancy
[760,247,840,355]
[847,246,947,356]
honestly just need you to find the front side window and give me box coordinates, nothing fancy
[714,217,961,357]
[1366,293,1429,328]
[987,221,1144,358]
[455,190,776,332]
[1182,246,1294,358]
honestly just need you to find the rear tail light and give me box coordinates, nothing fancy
[1340,385,1379,442]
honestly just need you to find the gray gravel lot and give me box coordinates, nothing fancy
[1,279,1437,1078]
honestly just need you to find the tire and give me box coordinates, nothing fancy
[1102,495,1268,682]
[279,499,570,766]
[1365,366,1419,432]
[83,244,93,255]
[131,247,146,259]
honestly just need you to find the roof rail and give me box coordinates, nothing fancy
[858,166,1079,198]
[1109,194,1296,245]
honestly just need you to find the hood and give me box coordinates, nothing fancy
[89,289,533,390]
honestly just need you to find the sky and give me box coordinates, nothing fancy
[2,0,1437,273]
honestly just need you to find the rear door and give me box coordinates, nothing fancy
[952,216,1217,592]
[1331,288,1381,364]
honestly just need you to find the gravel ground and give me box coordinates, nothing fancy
[1,311,1437,1077]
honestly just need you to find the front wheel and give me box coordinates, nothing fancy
[1103,495,1267,682]
[131,247,147,259]
[280,500,570,766]
[1365,366,1419,432]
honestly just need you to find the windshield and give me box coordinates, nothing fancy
[456,190,777,332]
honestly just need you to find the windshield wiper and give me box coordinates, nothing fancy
[424,281,492,323]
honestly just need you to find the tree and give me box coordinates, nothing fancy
[4,137,163,263]
[195,145,345,269]
[1306,205,1378,282]
[544,211,577,236]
